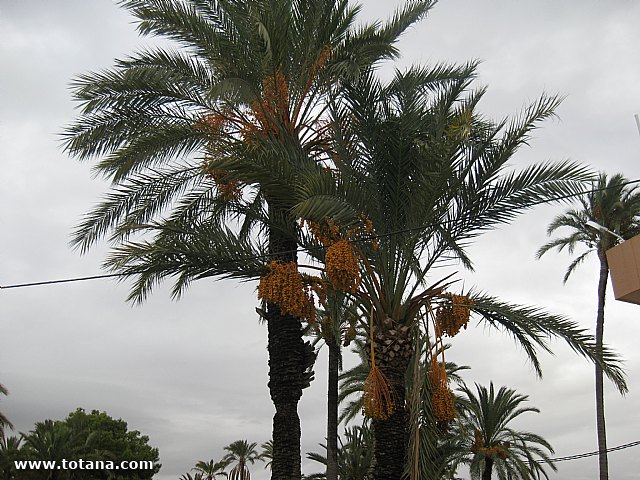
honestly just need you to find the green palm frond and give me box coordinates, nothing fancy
[106,221,266,303]
[471,293,627,393]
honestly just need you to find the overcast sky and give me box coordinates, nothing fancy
[1,1,640,479]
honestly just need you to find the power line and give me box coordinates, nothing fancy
[0,274,122,290]
[542,439,640,463]
[2,178,640,291]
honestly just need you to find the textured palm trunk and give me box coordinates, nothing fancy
[482,457,493,480]
[595,250,609,480]
[370,323,412,480]
[371,361,409,480]
[326,337,340,480]
[267,222,311,480]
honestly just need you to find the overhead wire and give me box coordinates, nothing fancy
[1,178,640,291]
[540,439,640,463]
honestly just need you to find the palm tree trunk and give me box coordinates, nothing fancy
[326,338,340,480]
[482,457,493,480]
[267,303,305,480]
[371,336,411,480]
[595,250,609,480]
[267,222,311,480]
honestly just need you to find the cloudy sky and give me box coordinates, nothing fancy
[1,1,640,479]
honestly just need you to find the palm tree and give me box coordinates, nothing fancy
[305,424,373,480]
[193,459,229,479]
[223,440,261,480]
[309,289,359,480]
[537,172,640,480]
[0,434,23,480]
[260,440,273,471]
[454,383,556,480]
[63,1,436,478]
[294,65,627,479]
[21,420,78,480]
[181,474,204,480]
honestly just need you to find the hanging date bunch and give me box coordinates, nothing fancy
[258,261,315,323]
[242,69,292,139]
[305,215,378,294]
[194,112,243,201]
[435,293,474,338]
[201,165,243,201]
[428,356,457,429]
[471,429,510,460]
[363,308,396,420]
[325,239,360,293]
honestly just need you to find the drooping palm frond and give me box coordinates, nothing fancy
[0,384,12,435]
[471,293,627,394]
[106,220,267,303]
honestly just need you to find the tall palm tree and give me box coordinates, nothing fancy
[309,289,359,480]
[454,383,556,480]
[223,440,261,480]
[293,65,627,479]
[537,172,640,480]
[193,459,229,479]
[63,1,436,478]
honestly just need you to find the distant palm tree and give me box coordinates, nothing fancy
[305,424,373,480]
[0,434,23,479]
[455,383,556,480]
[193,459,229,479]
[537,172,640,480]
[259,440,273,471]
[181,473,204,480]
[21,420,78,480]
[223,440,260,480]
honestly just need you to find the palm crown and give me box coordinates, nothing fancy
[456,383,556,480]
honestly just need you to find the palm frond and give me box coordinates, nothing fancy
[471,293,627,393]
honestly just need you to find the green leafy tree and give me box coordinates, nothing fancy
[63,408,160,479]
[223,440,261,480]
[63,1,435,477]
[294,65,626,479]
[19,409,159,480]
[454,383,556,480]
[537,172,640,480]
